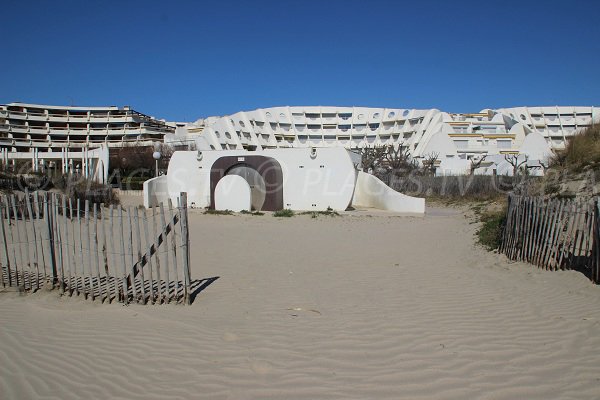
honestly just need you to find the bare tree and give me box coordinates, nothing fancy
[504,154,529,177]
[469,154,487,175]
[383,144,414,172]
[357,145,387,172]
[422,152,440,176]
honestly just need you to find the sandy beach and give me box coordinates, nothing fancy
[1,206,600,399]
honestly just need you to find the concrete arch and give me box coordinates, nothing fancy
[209,155,284,211]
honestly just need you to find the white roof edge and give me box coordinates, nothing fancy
[4,102,124,111]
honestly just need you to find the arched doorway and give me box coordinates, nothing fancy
[226,165,266,210]
[209,155,284,211]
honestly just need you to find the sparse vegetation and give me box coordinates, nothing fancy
[0,168,119,206]
[273,209,294,217]
[551,124,600,173]
[240,210,264,216]
[204,209,234,215]
[299,207,340,217]
[476,208,507,250]
[390,175,517,202]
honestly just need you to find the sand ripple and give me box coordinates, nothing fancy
[2,210,600,399]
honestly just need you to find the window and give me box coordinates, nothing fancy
[454,140,468,149]
[388,111,395,118]
[497,140,511,149]
[402,110,410,117]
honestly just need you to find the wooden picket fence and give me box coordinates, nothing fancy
[500,193,600,283]
[0,191,193,304]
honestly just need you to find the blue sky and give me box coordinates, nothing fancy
[1,0,599,121]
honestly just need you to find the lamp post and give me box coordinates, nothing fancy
[153,151,161,177]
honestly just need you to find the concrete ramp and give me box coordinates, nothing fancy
[352,171,425,215]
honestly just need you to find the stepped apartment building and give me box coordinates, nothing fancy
[179,106,598,175]
[0,102,174,180]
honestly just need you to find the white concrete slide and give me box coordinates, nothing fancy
[352,171,425,215]
[214,175,251,212]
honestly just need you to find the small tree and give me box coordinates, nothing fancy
[469,155,487,175]
[504,154,528,177]
[422,152,440,176]
[357,145,386,172]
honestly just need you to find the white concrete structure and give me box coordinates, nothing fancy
[353,171,425,215]
[145,147,426,214]
[180,106,598,176]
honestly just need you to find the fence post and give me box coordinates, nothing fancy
[595,199,600,283]
[0,196,10,287]
[179,192,191,305]
[44,193,57,287]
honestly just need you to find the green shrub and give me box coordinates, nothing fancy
[240,210,264,216]
[299,207,340,217]
[273,209,294,217]
[204,209,233,215]
[477,209,507,250]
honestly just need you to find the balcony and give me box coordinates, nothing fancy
[321,113,337,124]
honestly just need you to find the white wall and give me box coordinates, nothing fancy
[352,171,425,215]
[166,148,357,211]
[143,175,169,208]
[263,147,356,211]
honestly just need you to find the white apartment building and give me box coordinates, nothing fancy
[176,106,598,175]
[0,102,174,180]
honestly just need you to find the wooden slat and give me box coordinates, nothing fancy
[34,194,48,284]
[141,208,155,303]
[43,193,56,287]
[99,205,110,302]
[10,195,27,289]
[179,193,191,305]
[53,195,65,293]
[133,207,145,304]
[118,207,129,303]
[5,197,19,287]
[77,199,86,296]
[25,194,40,291]
[0,196,11,287]
[168,200,180,302]
[108,205,119,302]
[127,207,137,301]
[545,199,566,269]
[84,200,93,299]
[557,200,577,270]
[159,203,170,302]
[92,204,102,302]
[61,196,73,295]
[152,206,162,304]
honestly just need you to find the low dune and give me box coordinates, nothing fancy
[1,206,600,399]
